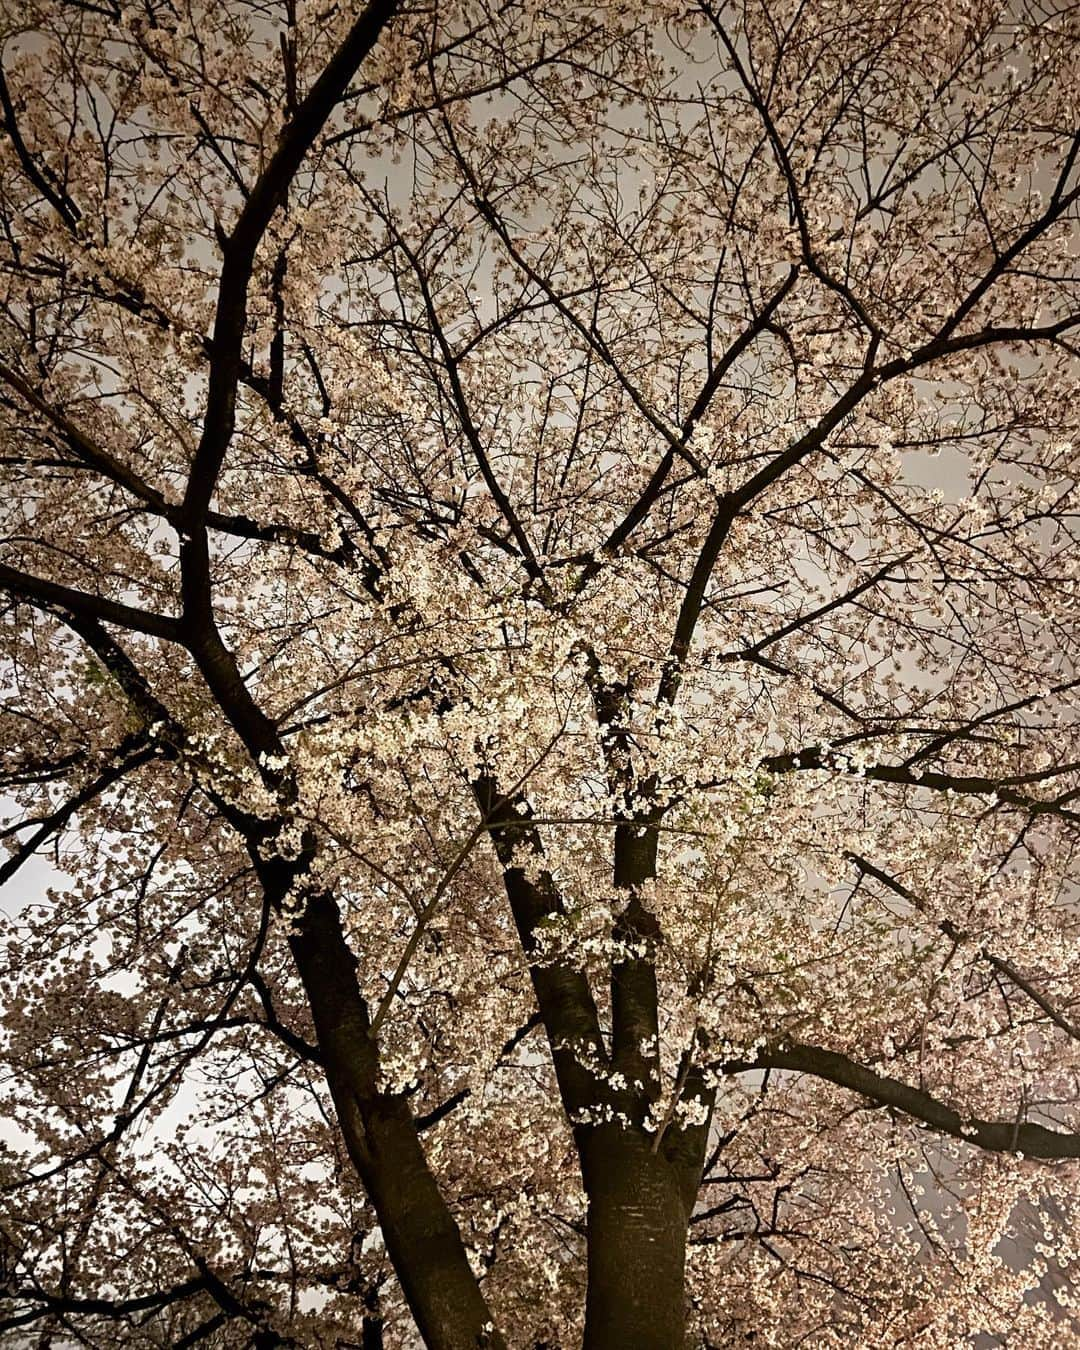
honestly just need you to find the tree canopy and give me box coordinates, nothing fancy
[1,0,1080,1345]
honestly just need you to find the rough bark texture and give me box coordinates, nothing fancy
[581,1128,691,1350]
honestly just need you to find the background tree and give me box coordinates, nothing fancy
[0,0,1079,1344]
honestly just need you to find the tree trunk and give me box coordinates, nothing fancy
[581,1127,691,1350]
[289,891,503,1350]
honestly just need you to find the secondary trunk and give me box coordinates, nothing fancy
[289,891,504,1350]
[581,1126,692,1350]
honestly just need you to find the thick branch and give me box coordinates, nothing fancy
[728,1042,1080,1159]
[182,0,398,523]
[763,747,1080,824]
[0,561,182,641]
[473,775,606,1119]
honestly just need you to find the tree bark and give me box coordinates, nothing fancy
[473,775,606,1123]
[581,1127,691,1350]
[476,770,707,1350]
[289,891,503,1350]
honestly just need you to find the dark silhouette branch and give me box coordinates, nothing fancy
[181,0,399,524]
[727,1042,1080,1159]
[0,561,183,641]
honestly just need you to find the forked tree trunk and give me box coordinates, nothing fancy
[581,1126,693,1350]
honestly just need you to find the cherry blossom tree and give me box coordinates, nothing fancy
[1,0,1079,1344]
